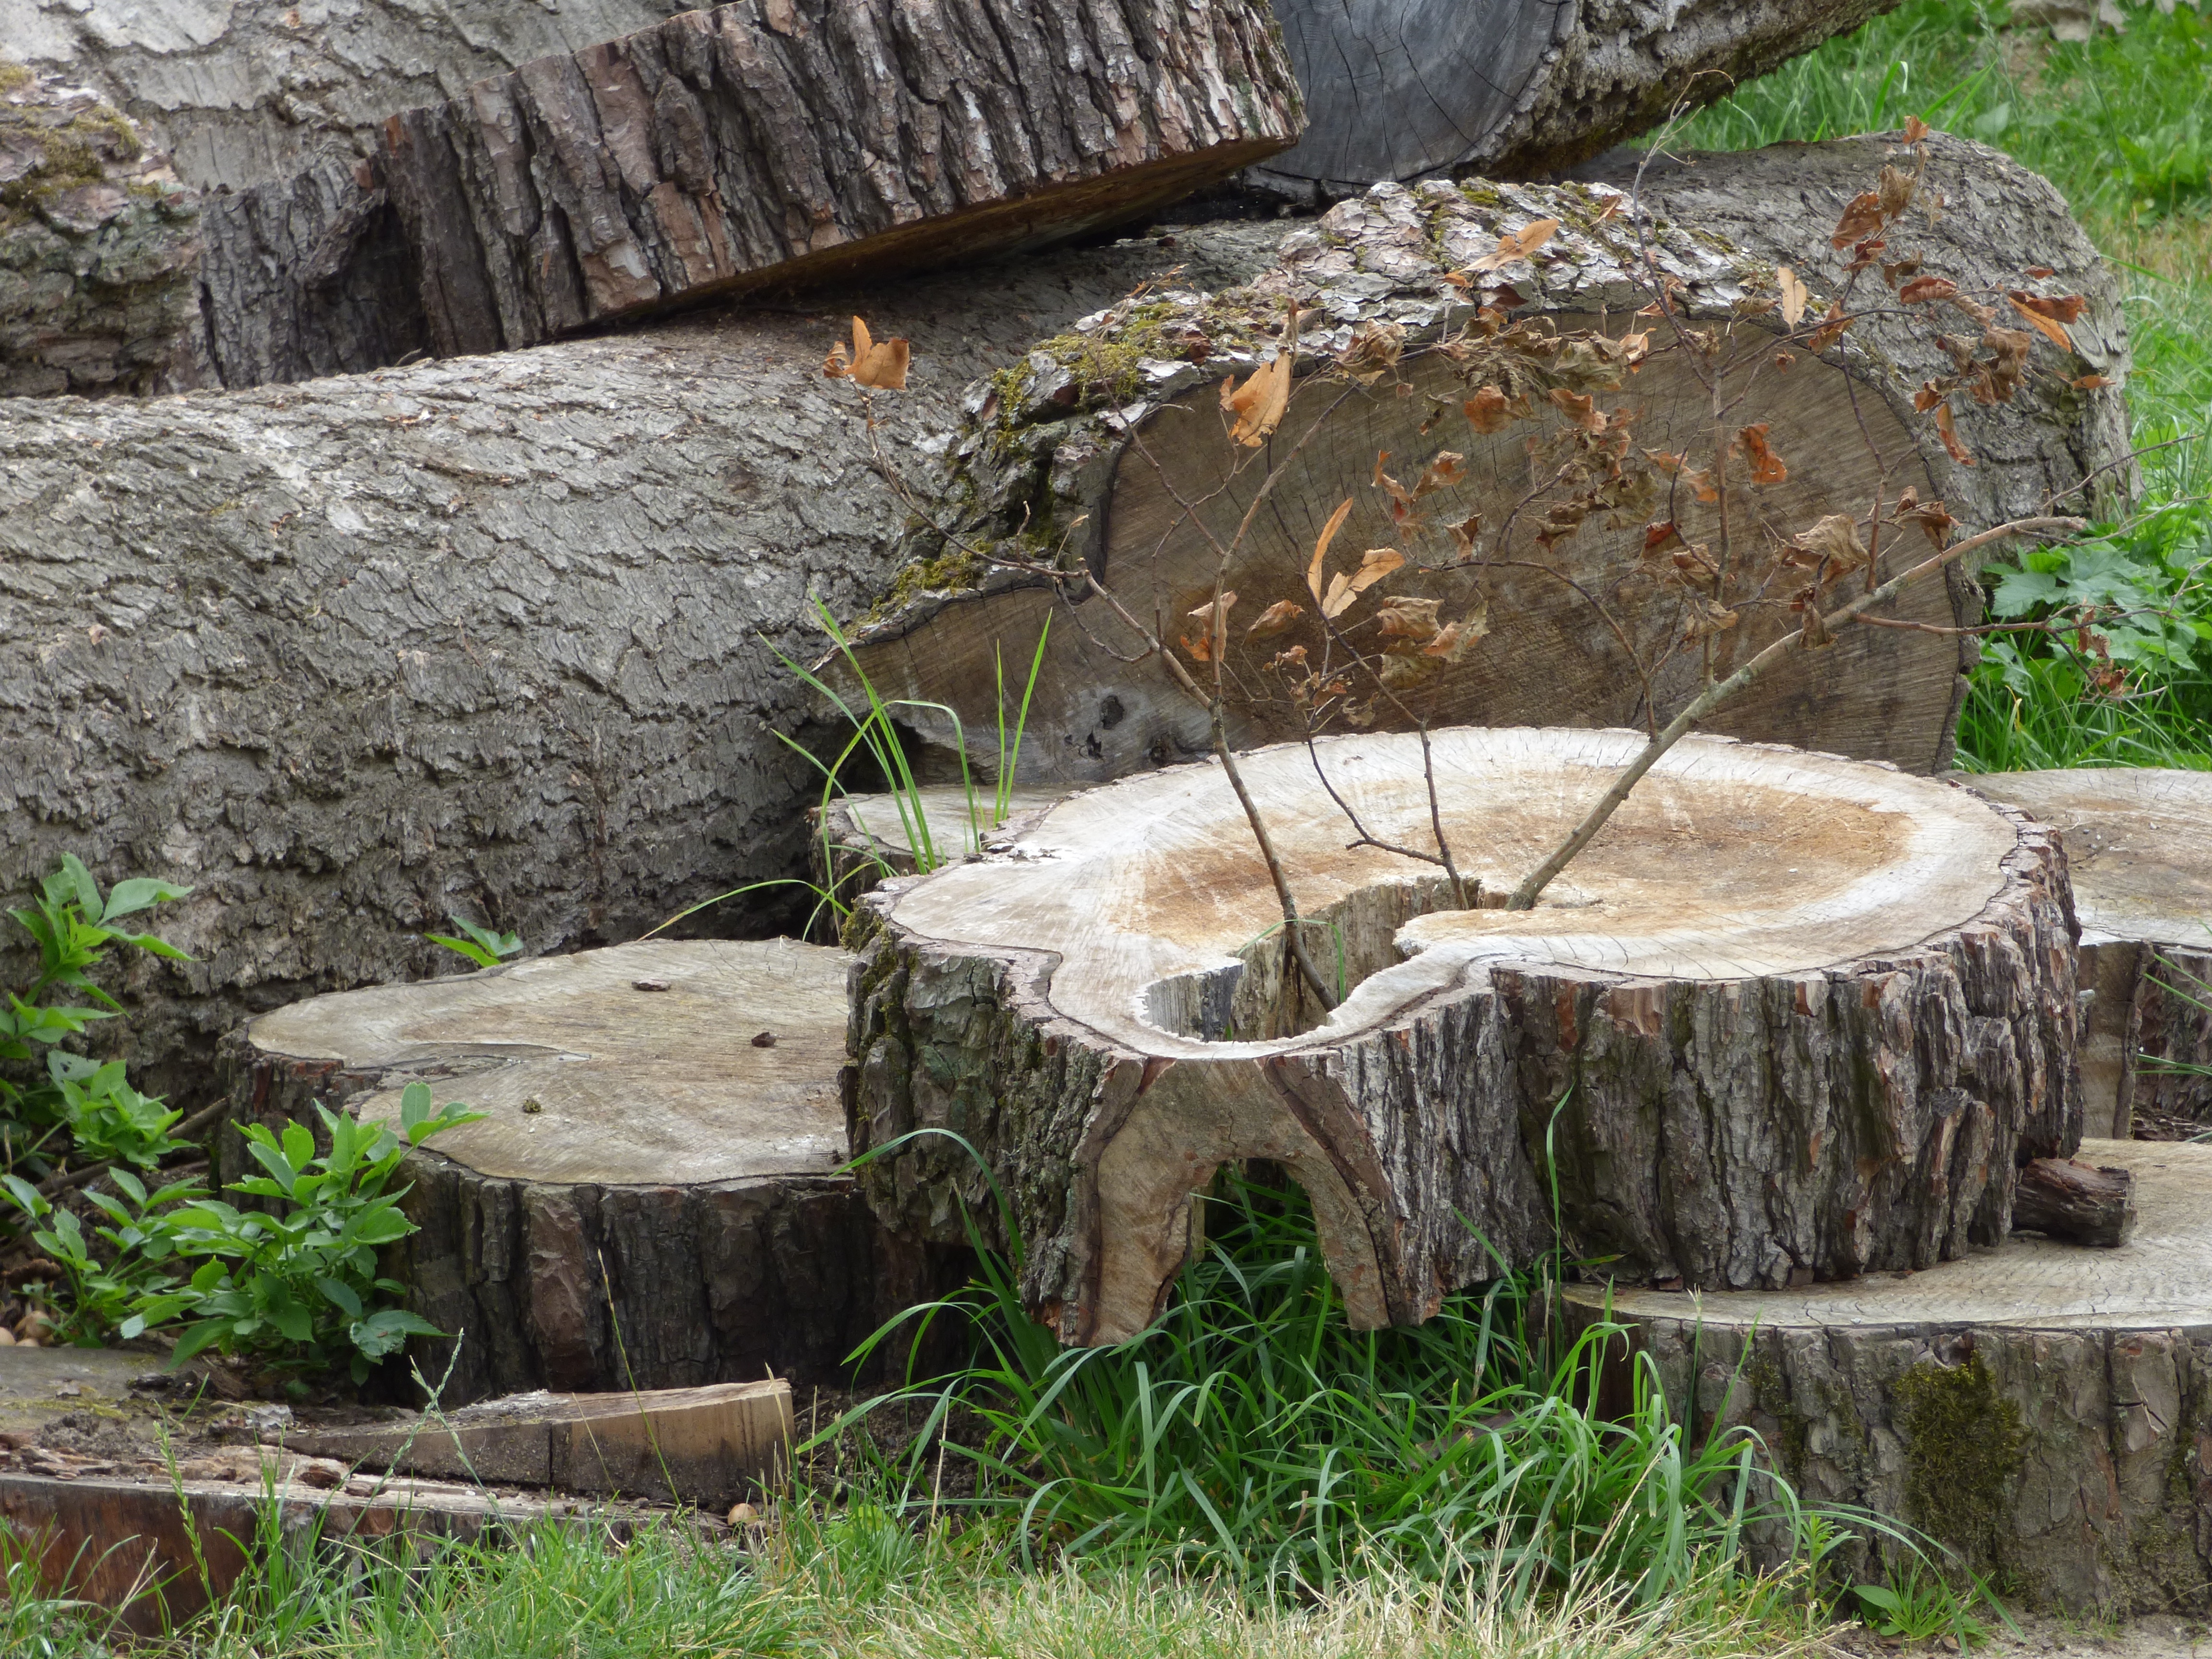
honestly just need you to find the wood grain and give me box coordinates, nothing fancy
[847,727,2081,1344]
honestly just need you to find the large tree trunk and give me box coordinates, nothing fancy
[1567,1138,2212,1615]
[0,223,1285,1111]
[1245,0,1905,200]
[219,940,953,1402]
[845,726,2080,1346]
[839,136,2131,793]
[1967,769,2212,1136]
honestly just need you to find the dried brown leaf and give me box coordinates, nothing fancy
[1375,596,1443,642]
[1465,386,1513,434]
[1247,599,1305,639]
[1737,423,1789,486]
[2007,292,2076,350]
[1830,190,1886,249]
[1224,353,1292,447]
[846,316,911,390]
[1549,387,1605,433]
[1321,548,1405,619]
[1877,163,1919,220]
[1892,489,1958,551]
[1898,275,1959,304]
[1784,513,1869,573]
[1777,265,1808,327]
[1467,216,1561,274]
[1422,599,1490,662]
[1307,498,1353,604]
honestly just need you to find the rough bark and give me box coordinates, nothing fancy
[2013,1154,2135,1246]
[842,137,2130,793]
[1967,769,2212,1134]
[0,68,204,397]
[1245,0,1904,200]
[846,726,2081,1346]
[379,0,1302,358]
[219,939,961,1402]
[0,222,1285,1111]
[1565,1138,2212,1614]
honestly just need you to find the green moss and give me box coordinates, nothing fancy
[0,62,30,93]
[1893,1353,2027,1571]
[871,543,985,622]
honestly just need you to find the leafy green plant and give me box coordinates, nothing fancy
[1854,1563,1992,1645]
[1,855,192,1182]
[0,1166,204,1347]
[424,914,524,970]
[140,1085,483,1381]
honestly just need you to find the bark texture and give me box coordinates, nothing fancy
[846,727,2081,1346]
[2013,1154,2135,1246]
[219,940,961,1402]
[843,137,2130,792]
[1566,1139,2212,1614]
[0,222,1286,1111]
[1246,0,1904,199]
[380,0,1302,357]
[1968,769,2212,1133]
[0,69,204,397]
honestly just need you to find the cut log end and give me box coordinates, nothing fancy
[2012,1155,2136,1247]
[847,726,2081,1347]
[223,940,957,1402]
[1570,1139,2212,1613]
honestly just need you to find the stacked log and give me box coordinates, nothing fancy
[845,726,2080,1345]
[840,136,2131,792]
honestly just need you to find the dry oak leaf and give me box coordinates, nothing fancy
[1777,265,1808,327]
[1465,386,1514,434]
[1784,513,1870,574]
[1247,599,1305,639]
[824,317,912,389]
[1830,190,1887,249]
[1465,216,1561,274]
[1307,498,1354,604]
[2007,291,2082,350]
[1898,275,1959,304]
[1180,591,1237,661]
[1322,549,1405,619]
[1375,596,1443,642]
[1737,423,1789,486]
[1222,352,1292,447]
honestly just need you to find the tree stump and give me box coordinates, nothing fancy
[807,785,1061,908]
[1566,1138,2212,1614]
[846,725,2080,1346]
[1968,770,2212,1135]
[841,138,2130,793]
[1245,0,1902,200]
[0,221,1284,1111]
[219,939,957,1402]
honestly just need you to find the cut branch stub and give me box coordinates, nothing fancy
[1967,769,2212,1135]
[846,726,2080,1346]
[843,138,2128,792]
[1566,1139,2212,1614]
[223,939,961,1402]
[1247,0,1899,199]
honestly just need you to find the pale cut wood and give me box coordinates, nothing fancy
[847,726,2080,1345]
[277,1379,792,1506]
[1967,769,2212,1133]
[1565,1138,2212,1614]
[808,784,1061,904]
[0,222,1287,1108]
[222,940,959,1402]
[377,0,1302,359]
[1246,0,1904,199]
[844,138,2130,793]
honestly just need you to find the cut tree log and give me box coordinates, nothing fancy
[841,137,2130,793]
[221,939,959,1403]
[277,1379,793,1505]
[1564,1138,2212,1614]
[377,0,1301,358]
[1967,770,2212,1134]
[845,725,2081,1345]
[2012,1154,2135,1247]
[0,221,1285,1108]
[1245,0,1902,200]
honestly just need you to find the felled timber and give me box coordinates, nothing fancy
[0,221,1285,1106]
[279,1379,793,1506]
[845,726,2080,1345]
[1565,1138,2212,1614]
[2012,1154,2135,1247]
[842,136,2130,793]
[1967,769,2212,1134]
[1246,0,1903,200]
[221,940,960,1403]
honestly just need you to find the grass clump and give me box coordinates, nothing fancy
[1670,0,2212,770]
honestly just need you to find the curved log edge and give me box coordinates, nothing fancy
[1564,1139,2212,1614]
[220,939,963,1401]
[1966,770,2212,1133]
[845,726,2081,1346]
[841,136,2130,790]
[1246,0,1899,199]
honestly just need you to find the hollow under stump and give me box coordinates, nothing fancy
[1565,1138,2212,1614]
[1967,769,2212,1136]
[220,939,960,1402]
[845,725,2082,1346]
